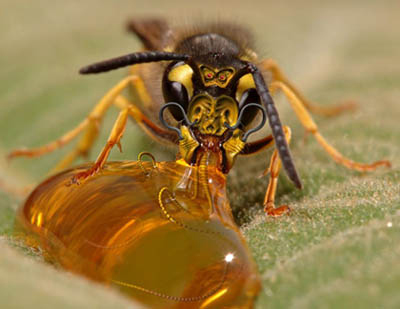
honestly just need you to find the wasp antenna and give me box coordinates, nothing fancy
[247,63,303,189]
[79,51,190,74]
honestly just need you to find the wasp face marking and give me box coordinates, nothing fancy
[199,65,235,88]
[188,94,238,136]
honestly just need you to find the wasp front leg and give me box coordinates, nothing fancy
[262,126,292,216]
[71,109,129,184]
[113,95,179,146]
[260,58,357,117]
[70,96,179,185]
[239,127,292,216]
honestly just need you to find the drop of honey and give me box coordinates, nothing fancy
[15,159,261,308]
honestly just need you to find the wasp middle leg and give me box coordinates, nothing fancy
[269,81,391,171]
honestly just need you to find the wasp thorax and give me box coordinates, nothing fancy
[188,94,238,136]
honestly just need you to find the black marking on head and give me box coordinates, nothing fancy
[175,33,245,69]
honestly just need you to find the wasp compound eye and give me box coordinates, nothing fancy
[238,88,261,126]
[162,81,189,121]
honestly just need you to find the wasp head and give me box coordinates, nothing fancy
[160,54,267,173]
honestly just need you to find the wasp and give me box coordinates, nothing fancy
[12,19,392,309]
[9,18,390,216]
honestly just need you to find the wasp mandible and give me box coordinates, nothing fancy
[9,19,391,216]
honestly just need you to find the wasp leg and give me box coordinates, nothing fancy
[56,76,177,171]
[114,95,179,146]
[8,76,137,164]
[240,135,274,156]
[71,109,129,184]
[262,126,292,216]
[270,81,391,171]
[128,65,153,109]
[56,75,177,172]
[9,75,177,172]
[42,76,141,172]
[8,119,90,160]
[239,130,292,216]
[70,94,180,184]
[260,58,357,117]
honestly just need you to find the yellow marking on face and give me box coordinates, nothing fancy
[188,94,238,136]
[168,64,194,98]
[179,126,199,164]
[199,65,235,88]
[222,129,245,171]
[235,73,256,102]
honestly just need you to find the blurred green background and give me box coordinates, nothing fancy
[1,0,399,308]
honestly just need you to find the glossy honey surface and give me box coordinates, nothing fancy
[16,158,261,308]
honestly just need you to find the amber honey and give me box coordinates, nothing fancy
[16,158,261,308]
